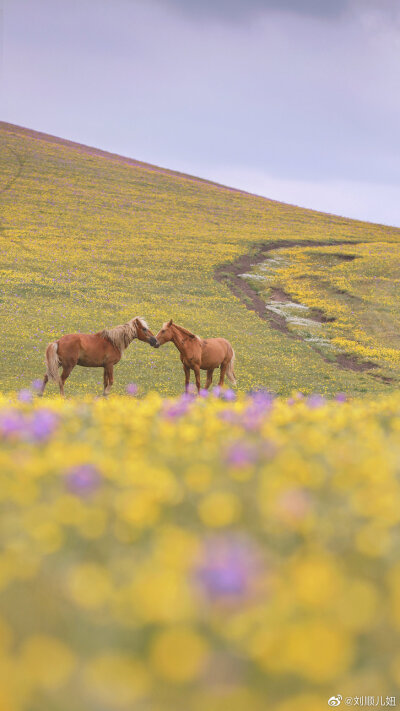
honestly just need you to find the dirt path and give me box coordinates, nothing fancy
[215,239,386,376]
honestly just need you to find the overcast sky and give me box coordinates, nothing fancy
[1,0,400,226]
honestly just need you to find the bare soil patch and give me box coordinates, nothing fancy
[215,239,353,328]
[215,239,391,378]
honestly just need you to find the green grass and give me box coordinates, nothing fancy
[1,122,400,397]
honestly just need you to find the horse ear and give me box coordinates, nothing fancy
[167,319,173,327]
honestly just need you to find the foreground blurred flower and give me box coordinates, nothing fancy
[276,488,312,522]
[307,394,326,409]
[150,627,209,683]
[126,383,138,396]
[225,441,257,468]
[20,635,76,690]
[18,389,33,403]
[218,409,239,424]
[31,378,44,392]
[222,388,236,402]
[242,390,274,429]
[198,491,241,527]
[65,464,101,497]
[0,408,58,442]
[0,391,398,708]
[0,410,25,439]
[195,534,262,601]
[335,392,347,402]
[30,410,59,441]
[83,653,149,707]
[163,400,190,419]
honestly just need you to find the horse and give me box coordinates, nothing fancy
[39,317,157,396]
[154,320,236,393]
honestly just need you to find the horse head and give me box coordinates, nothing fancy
[133,318,158,347]
[154,319,174,347]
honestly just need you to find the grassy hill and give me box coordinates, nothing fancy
[1,121,400,396]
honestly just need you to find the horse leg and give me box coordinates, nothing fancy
[104,365,114,396]
[103,367,109,396]
[59,363,75,396]
[38,374,48,397]
[183,364,190,393]
[193,364,201,393]
[218,362,228,387]
[205,368,214,389]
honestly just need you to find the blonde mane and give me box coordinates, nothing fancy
[100,317,146,353]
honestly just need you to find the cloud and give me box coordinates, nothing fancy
[152,0,349,21]
[2,0,400,225]
[152,0,400,24]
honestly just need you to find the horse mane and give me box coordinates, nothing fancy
[100,317,142,353]
[173,323,198,340]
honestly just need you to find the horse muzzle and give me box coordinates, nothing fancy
[149,337,159,348]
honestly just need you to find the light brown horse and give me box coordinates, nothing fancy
[155,320,236,393]
[40,317,157,396]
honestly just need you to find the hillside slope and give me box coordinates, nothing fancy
[1,122,399,396]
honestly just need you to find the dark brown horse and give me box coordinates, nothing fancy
[40,317,157,396]
[155,320,236,393]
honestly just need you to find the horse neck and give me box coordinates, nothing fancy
[115,323,138,352]
[125,327,137,346]
[171,325,192,354]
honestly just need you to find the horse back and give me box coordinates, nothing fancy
[200,337,232,368]
[57,332,121,367]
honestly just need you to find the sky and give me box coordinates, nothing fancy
[1,0,400,226]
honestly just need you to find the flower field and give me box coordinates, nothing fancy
[1,122,400,397]
[247,241,400,381]
[1,388,400,710]
[2,122,400,710]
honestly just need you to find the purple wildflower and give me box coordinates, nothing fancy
[65,464,101,498]
[31,379,44,392]
[218,410,239,424]
[29,410,59,442]
[18,389,33,403]
[307,394,326,409]
[222,388,236,402]
[225,441,257,468]
[241,390,274,430]
[335,392,347,403]
[181,390,196,402]
[212,386,222,397]
[195,534,261,600]
[163,400,190,419]
[126,383,138,396]
[0,411,26,439]
[249,389,275,407]
[199,388,209,398]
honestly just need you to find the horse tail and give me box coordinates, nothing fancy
[226,348,237,386]
[45,342,61,384]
